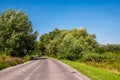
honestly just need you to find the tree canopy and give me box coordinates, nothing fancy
[38,28,98,60]
[0,9,38,57]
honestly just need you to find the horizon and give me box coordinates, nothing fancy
[0,0,120,44]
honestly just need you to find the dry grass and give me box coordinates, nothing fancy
[0,55,30,70]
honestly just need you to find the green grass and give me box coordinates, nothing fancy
[60,59,120,80]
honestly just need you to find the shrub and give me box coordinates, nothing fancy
[81,52,120,63]
[80,52,120,72]
[0,61,10,69]
[81,53,105,62]
[0,55,31,70]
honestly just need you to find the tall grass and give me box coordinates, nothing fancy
[0,54,31,70]
[79,52,120,72]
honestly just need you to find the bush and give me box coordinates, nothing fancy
[0,55,31,70]
[1,55,8,60]
[80,52,120,72]
[0,61,10,69]
[81,52,120,63]
[81,53,105,62]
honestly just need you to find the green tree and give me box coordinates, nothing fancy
[38,28,61,55]
[39,27,98,60]
[0,9,38,57]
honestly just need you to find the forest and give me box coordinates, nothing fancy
[0,9,120,72]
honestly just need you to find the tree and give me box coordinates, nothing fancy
[39,27,98,60]
[0,9,38,57]
[38,28,61,55]
[58,35,82,60]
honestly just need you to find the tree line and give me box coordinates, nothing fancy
[1,9,120,72]
[38,28,120,60]
[38,26,120,71]
[38,28,98,60]
[0,9,120,61]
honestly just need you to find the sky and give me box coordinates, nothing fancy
[0,0,120,44]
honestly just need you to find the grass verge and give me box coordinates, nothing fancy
[0,55,31,70]
[60,59,120,80]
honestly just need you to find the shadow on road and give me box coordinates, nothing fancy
[32,57,47,60]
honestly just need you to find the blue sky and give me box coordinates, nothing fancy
[0,0,120,44]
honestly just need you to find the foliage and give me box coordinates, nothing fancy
[39,28,98,60]
[39,27,120,72]
[0,55,31,70]
[95,44,120,53]
[80,52,120,72]
[0,9,38,57]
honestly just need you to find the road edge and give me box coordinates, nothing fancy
[49,58,90,80]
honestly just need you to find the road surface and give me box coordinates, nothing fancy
[0,58,90,80]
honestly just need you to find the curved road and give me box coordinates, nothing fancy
[0,58,89,80]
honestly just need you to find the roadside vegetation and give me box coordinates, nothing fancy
[0,54,31,70]
[0,8,120,80]
[38,27,120,79]
[61,60,120,80]
[0,9,38,69]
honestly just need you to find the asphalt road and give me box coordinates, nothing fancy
[0,58,90,80]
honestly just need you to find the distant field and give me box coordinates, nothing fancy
[61,60,120,80]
